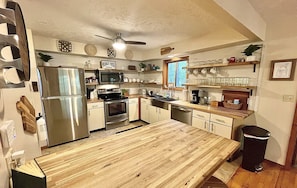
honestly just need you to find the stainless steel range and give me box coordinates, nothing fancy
[98,88,129,130]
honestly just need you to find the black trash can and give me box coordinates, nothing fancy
[241,125,270,172]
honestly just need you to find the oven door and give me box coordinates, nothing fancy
[105,99,128,125]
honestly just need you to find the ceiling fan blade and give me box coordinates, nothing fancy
[95,34,113,41]
[125,41,146,45]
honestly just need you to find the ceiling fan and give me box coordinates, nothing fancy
[95,33,146,50]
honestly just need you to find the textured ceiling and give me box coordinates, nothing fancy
[14,0,229,50]
[13,0,296,51]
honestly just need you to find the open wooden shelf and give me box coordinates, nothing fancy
[184,61,260,69]
[182,83,256,90]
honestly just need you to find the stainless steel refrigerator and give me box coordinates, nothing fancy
[38,66,89,147]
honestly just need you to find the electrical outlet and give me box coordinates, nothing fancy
[283,95,294,102]
[5,149,13,176]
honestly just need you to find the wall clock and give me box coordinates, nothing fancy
[107,48,116,58]
[57,40,72,53]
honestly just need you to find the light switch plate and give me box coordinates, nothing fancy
[0,120,16,148]
[283,95,294,102]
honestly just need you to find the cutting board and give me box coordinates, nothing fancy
[16,96,36,134]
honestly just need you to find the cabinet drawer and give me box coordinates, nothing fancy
[87,102,103,109]
[210,114,233,126]
[141,98,150,104]
[192,110,210,120]
[129,98,138,104]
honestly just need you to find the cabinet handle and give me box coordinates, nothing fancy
[215,119,225,123]
[204,122,206,129]
[211,123,214,132]
[88,110,90,116]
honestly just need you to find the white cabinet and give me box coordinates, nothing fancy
[149,106,170,124]
[129,98,139,122]
[158,108,171,121]
[192,110,210,131]
[140,98,150,123]
[87,102,105,131]
[209,114,233,139]
[192,110,233,139]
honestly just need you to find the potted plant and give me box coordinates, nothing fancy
[241,44,262,62]
[139,62,147,71]
[38,52,53,66]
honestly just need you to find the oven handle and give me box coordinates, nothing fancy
[105,99,128,104]
[106,117,128,125]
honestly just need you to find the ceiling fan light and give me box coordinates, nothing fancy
[112,38,126,50]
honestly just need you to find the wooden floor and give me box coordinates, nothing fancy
[227,160,297,188]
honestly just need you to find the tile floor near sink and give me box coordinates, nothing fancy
[41,120,240,183]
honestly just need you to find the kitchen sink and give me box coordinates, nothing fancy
[151,98,169,110]
[151,95,176,102]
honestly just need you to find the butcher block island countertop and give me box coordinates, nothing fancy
[35,120,240,188]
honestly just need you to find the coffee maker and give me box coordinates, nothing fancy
[191,90,200,104]
[198,90,208,105]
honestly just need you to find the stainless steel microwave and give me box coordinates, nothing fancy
[98,71,124,84]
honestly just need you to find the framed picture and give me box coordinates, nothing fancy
[101,60,116,69]
[269,59,296,80]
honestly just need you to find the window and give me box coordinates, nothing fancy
[163,57,188,90]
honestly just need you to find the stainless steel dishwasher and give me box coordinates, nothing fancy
[171,105,193,125]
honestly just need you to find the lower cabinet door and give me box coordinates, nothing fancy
[192,117,209,131]
[87,103,105,131]
[129,103,139,121]
[210,122,232,139]
[158,108,170,121]
[140,98,150,123]
[149,106,158,123]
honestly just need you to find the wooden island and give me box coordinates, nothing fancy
[35,120,240,188]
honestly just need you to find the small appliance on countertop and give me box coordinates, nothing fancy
[190,89,208,105]
[191,90,199,104]
[198,90,208,105]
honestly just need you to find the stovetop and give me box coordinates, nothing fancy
[97,88,128,101]
[102,95,128,101]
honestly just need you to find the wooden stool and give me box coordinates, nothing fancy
[200,176,228,188]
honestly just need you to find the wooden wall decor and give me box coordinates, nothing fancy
[16,96,37,134]
[160,47,174,55]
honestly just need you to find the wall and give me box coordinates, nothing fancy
[0,21,42,188]
[255,31,297,165]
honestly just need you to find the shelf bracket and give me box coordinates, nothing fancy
[253,64,256,72]
[250,89,253,96]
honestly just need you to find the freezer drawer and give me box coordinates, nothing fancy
[43,96,89,146]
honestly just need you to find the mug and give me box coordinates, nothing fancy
[193,69,198,75]
[210,67,217,74]
[201,68,207,74]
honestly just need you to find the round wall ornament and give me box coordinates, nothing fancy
[84,44,97,56]
[57,40,72,53]
[125,50,134,60]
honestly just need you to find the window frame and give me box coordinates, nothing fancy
[162,56,189,91]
